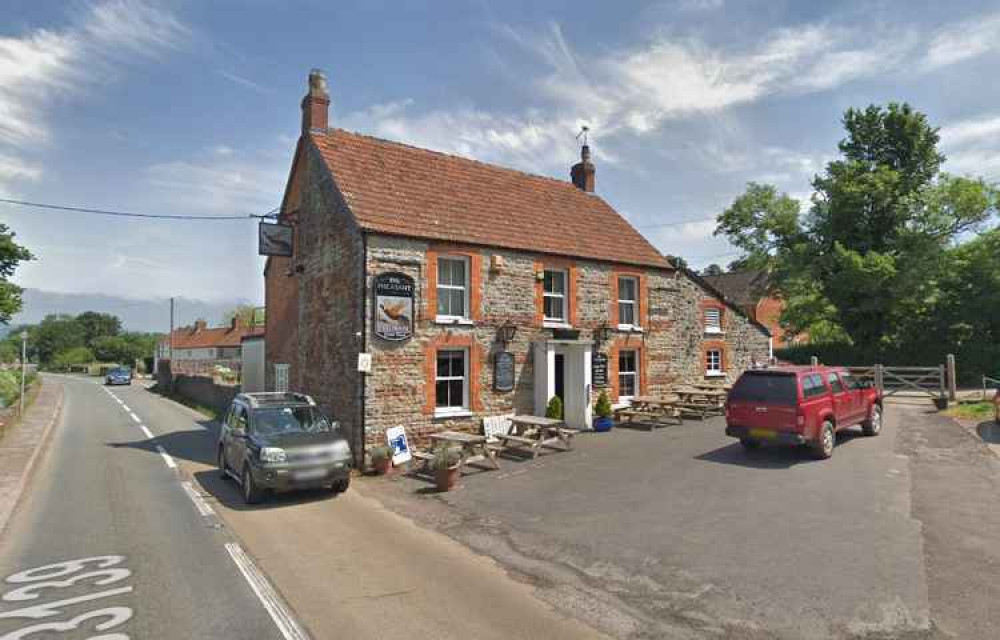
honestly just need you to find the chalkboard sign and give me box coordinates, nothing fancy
[494,351,515,392]
[592,353,609,387]
[373,272,414,341]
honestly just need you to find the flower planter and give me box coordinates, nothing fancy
[372,457,392,475]
[594,416,614,432]
[435,466,459,492]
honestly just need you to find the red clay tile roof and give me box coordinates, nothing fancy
[166,325,259,350]
[311,129,671,269]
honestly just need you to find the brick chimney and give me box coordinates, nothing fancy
[301,68,330,134]
[571,144,596,193]
[194,319,207,332]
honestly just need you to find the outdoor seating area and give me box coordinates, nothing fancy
[390,380,734,490]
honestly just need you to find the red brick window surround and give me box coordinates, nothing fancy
[534,259,578,327]
[703,339,729,377]
[426,245,482,323]
[423,333,483,415]
[609,270,648,330]
[608,340,648,403]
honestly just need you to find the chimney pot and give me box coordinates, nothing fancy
[571,144,596,192]
[301,68,330,134]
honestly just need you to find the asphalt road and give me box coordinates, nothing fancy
[0,375,290,639]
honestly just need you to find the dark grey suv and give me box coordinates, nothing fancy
[218,392,352,504]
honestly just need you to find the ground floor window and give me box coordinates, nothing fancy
[706,349,723,375]
[619,349,638,400]
[435,349,468,413]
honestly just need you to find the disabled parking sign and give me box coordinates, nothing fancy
[385,425,411,466]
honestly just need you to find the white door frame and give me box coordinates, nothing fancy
[533,340,592,430]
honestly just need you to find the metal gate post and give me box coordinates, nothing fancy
[946,354,957,401]
[938,364,946,400]
[875,364,884,394]
[810,356,819,367]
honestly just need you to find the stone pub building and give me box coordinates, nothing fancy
[265,70,771,461]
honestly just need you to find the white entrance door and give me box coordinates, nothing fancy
[533,341,592,430]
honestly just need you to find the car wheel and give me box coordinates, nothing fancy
[862,404,882,436]
[740,438,762,450]
[218,447,228,478]
[330,478,350,494]
[242,466,265,505]
[812,421,835,459]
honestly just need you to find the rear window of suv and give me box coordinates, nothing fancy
[729,373,798,405]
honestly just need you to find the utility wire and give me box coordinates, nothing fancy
[636,215,716,229]
[0,197,278,221]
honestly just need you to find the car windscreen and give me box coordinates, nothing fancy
[251,406,334,436]
[111,368,130,375]
[729,373,798,405]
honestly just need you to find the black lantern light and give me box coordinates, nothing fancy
[593,322,613,346]
[498,320,518,347]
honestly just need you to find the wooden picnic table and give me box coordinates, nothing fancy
[672,386,727,419]
[429,430,500,471]
[497,415,575,459]
[615,395,682,428]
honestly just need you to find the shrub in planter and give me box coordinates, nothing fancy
[434,447,462,492]
[545,395,564,420]
[370,444,393,475]
[594,390,614,432]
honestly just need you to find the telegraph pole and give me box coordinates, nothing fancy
[169,297,175,362]
[18,331,27,415]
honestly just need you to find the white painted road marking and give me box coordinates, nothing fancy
[225,543,310,640]
[120,405,131,413]
[155,445,177,470]
[139,425,154,439]
[128,412,141,424]
[181,482,215,517]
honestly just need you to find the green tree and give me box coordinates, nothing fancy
[76,311,122,345]
[91,335,130,362]
[0,223,33,324]
[52,346,94,370]
[222,305,260,327]
[715,103,999,349]
[31,315,85,366]
[702,264,725,276]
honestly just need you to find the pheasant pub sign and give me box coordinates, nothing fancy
[373,272,414,342]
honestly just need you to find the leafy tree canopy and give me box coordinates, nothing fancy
[0,224,33,325]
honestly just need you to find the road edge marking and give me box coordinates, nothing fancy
[180,481,215,517]
[225,543,310,640]
[139,425,154,439]
[154,445,177,469]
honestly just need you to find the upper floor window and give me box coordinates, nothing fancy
[543,269,567,323]
[618,276,638,327]
[437,256,469,320]
[704,308,722,333]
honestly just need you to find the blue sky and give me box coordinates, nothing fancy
[2,0,999,304]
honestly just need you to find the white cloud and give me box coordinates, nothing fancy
[0,1,187,191]
[939,113,1000,179]
[923,12,1000,70]
[676,0,724,10]
[216,69,270,94]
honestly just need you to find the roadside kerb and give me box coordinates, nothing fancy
[0,376,65,536]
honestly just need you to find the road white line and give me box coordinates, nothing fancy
[121,404,131,412]
[155,445,177,469]
[181,481,215,517]
[139,425,154,439]
[128,412,141,423]
[225,543,310,640]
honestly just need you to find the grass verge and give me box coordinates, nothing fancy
[148,385,221,421]
[944,401,995,421]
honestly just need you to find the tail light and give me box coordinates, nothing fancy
[796,407,805,428]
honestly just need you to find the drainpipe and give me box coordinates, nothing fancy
[357,232,368,469]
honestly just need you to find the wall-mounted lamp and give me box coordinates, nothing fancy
[497,320,518,347]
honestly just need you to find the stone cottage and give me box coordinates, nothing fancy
[265,70,771,461]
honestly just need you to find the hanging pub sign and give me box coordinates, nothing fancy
[373,272,415,341]
[592,353,609,387]
[258,222,293,257]
[494,351,515,392]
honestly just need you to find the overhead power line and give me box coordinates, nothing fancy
[636,215,717,230]
[0,197,278,221]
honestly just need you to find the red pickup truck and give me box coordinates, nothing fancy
[725,366,882,459]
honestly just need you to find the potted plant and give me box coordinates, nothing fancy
[594,390,614,432]
[370,444,393,475]
[434,447,462,492]
[545,395,564,420]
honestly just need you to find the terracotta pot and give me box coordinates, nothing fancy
[373,456,392,475]
[435,466,459,492]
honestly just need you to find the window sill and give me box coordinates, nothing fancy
[433,409,474,419]
[543,321,572,329]
[618,324,643,333]
[705,371,727,378]
[434,316,474,326]
[704,329,724,336]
